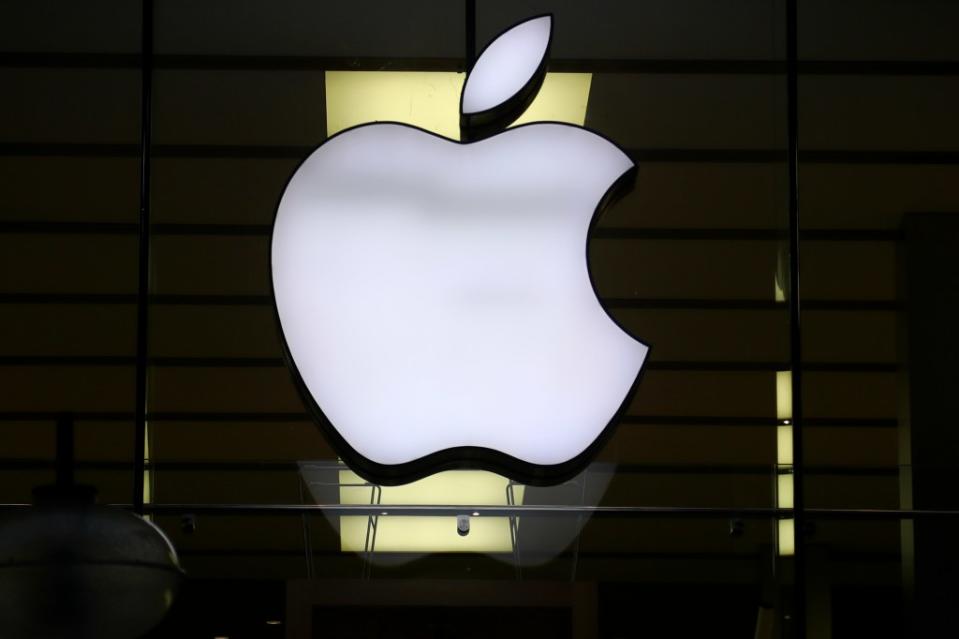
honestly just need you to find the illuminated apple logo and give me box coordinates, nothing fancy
[271,15,649,485]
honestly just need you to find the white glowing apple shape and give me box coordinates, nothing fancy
[271,16,648,482]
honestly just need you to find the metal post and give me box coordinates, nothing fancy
[133,0,154,514]
[785,0,806,635]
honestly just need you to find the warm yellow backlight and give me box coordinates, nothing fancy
[776,370,795,556]
[143,422,153,522]
[325,71,592,139]
[512,73,592,127]
[339,470,525,553]
[778,518,795,556]
[776,472,794,509]
[777,425,793,465]
[776,370,792,421]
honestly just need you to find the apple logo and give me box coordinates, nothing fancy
[271,15,649,486]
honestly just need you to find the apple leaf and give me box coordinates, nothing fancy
[460,15,552,142]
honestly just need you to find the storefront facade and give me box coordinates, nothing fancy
[2,1,959,637]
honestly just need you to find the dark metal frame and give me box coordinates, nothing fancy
[4,500,959,522]
[785,0,806,634]
[4,51,959,75]
[132,0,153,515]
[3,141,957,163]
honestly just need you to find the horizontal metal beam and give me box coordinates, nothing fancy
[0,411,896,428]
[0,502,953,520]
[131,505,959,521]
[0,457,899,477]
[0,503,794,518]
[0,355,900,373]
[0,221,903,242]
[1,142,958,165]
[3,52,959,75]
[0,293,902,311]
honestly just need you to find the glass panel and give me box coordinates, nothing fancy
[799,1,959,636]
[0,0,141,517]
[804,517,907,636]
[149,513,786,636]
[4,0,904,636]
